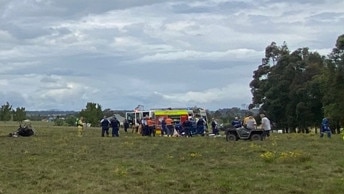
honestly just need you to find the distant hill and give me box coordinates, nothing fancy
[26,110,78,117]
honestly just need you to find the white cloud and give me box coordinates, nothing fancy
[0,0,343,111]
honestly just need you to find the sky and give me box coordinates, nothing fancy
[0,0,343,111]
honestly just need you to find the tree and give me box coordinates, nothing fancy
[79,102,103,127]
[250,42,327,133]
[250,42,290,130]
[54,116,64,126]
[65,115,78,126]
[322,34,344,133]
[103,108,115,117]
[13,107,26,121]
[0,102,13,121]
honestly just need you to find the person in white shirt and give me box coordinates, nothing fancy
[260,113,271,138]
[246,116,257,130]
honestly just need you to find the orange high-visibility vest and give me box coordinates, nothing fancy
[165,118,173,125]
[147,119,154,127]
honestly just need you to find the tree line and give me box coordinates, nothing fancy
[249,34,344,133]
[0,101,124,128]
[0,102,26,122]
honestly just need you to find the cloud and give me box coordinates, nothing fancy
[0,0,343,111]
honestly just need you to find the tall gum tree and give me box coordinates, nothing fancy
[322,34,344,133]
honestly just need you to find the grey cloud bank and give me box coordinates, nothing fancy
[0,0,343,111]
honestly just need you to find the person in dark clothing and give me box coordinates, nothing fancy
[211,118,219,135]
[110,117,120,137]
[161,118,167,136]
[123,119,129,133]
[196,117,205,136]
[100,116,110,137]
[320,117,331,138]
[231,117,242,128]
[182,118,193,137]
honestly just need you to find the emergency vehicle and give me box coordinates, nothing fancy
[125,110,154,127]
[153,107,208,134]
[125,107,208,135]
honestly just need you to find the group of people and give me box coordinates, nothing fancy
[134,116,208,137]
[230,113,333,139]
[177,116,207,137]
[100,116,121,137]
[76,116,122,137]
[231,113,271,138]
[76,113,334,139]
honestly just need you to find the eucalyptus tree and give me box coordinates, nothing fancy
[287,48,325,133]
[250,43,325,132]
[322,34,344,133]
[249,42,290,130]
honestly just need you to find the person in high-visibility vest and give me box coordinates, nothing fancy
[165,117,174,137]
[77,116,85,137]
[147,117,156,137]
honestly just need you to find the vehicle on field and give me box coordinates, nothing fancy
[9,122,35,137]
[225,127,264,141]
[125,110,154,127]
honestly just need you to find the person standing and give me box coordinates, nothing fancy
[141,117,148,136]
[182,117,193,137]
[110,117,120,137]
[123,119,129,133]
[320,117,331,138]
[161,118,167,136]
[260,113,271,138]
[77,116,85,137]
[196,117,205,136]
[147,117,156,137]
[100,116,110,137]
[165,117,173,137]
[211,118,219,135]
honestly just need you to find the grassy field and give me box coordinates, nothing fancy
[1,121,344,194]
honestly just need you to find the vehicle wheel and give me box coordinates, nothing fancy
[251,134,262,141]
[226,133,237,141]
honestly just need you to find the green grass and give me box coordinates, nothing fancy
[1,121,344,194]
